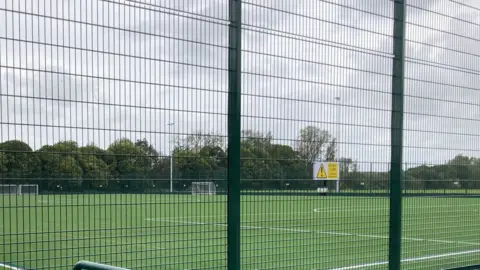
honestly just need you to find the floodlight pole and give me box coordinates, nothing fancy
[168,122,174,193]
[335,96,340,193]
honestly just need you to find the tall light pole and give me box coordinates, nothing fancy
[168,122,174,193]
[334,97,340,193]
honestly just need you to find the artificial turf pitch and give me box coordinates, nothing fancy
[1,194,479,269]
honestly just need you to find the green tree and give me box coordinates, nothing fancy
[55,156,83,188]
[135,138,171,188]
[79,144,116,186]
[173,147,213,185]
[447,154,474,181]
[77,154,111,189]
[241,130,272,149]
[171,131,227,188]
[38,154,82,189]
[35,141,82,190]
[36,144,83,190]
[135,138,160,168]
[238,131,286,189]
[51,140,79,155]
[267,143,309,188]
[199,145,227,173]
[448,154,473,166]
[0,140,40,184]
[0,152,7,181]
[296,126,333,163]
[338,158,357,177]
[108,138,150,190]
[324,139,337,161]
[135,138,159,157]
[79,144,116,165]
[469,158,480,188]
[148,156,171,189]
[239,146,256,181]
[175,130,225,153]
[267,144,299,169]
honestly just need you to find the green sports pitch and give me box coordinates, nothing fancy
[1,194,479,270]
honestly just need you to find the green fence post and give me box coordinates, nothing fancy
[389,0,406,269]
[227,0,242,269]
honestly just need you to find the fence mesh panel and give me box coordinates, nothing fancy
[401,0,480,269]
[1,0,479,270]
[239,1,394,269]
[1,0,229,269]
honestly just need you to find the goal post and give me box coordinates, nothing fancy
[0,184,38,195]
[191,182,216,195]
[19,184,39,195]
[0,184,19,195]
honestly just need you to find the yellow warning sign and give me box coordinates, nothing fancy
[317,164,327,178]
[327,163,338,179]
[313,162,339,180]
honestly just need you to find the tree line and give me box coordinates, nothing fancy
[1,126,479,192]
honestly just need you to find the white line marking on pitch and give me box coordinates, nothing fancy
[157,204,479,220]
[329,249,480,270]
[145,218,480,247]
[0,263,23,270]
[109,238,166,251]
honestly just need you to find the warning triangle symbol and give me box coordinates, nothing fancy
[317,164,327,178]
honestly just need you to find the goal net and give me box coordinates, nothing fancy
[0,184,19,195]
[19,184,39,195]
[192,182,216,195]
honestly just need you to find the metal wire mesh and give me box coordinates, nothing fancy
[1,0,229,269]
[239,0,393,269]
[401,0,480,269]
[0,0,479,270]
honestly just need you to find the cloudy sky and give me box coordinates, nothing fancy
[1,0,479,172]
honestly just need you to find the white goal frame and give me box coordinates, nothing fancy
[0,184,38,195]
[0,184,19,195]
[19,184,39,195]
[191,182,216,195]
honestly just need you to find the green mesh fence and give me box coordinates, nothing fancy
[401,0,480,269]
[1,0,479,270]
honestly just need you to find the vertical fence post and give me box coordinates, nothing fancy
[228,1,242,269]
[389,0,406,269]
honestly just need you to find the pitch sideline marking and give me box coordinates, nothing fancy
[313,203,480,213]
[151,203,479,220]
[108,238,166,251]
[329,248,480,270]
[145,218,480,247]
